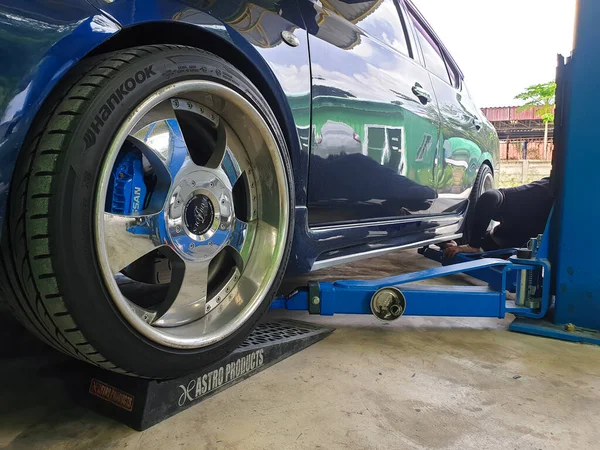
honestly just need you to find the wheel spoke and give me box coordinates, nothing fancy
[229,218,249,267]
[219,122,251,189]
[130,117,190,180]
[221,146,244,189]
[172,98,227,170]
[153,261,210,327]
[102,212,162,274]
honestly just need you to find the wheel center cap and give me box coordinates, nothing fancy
[184,194,215,236]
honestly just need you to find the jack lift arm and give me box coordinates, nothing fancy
[273,250,549,320]
[272,235,555,333]
[272,214,598,345]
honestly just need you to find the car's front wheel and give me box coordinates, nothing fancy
[0,46,294,378]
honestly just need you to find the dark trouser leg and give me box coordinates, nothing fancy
[469,190,503,249]
[488,224,529,249]
[481,232,501,251]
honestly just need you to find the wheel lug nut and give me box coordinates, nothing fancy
[189,243,195,249]
[173,99,179,108]
[210,182,214,188]
[208,241,213,246]
[220,224,226,230]
[118,172,125,179]
[175,225,181,233]
[190,180,196,187]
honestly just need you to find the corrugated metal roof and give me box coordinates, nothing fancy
[481,106,552,122]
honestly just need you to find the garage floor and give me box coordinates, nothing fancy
[2,250,600,449]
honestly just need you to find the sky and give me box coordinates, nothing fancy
[413,0,577,107]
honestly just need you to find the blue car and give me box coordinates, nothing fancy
[0,0,499,377]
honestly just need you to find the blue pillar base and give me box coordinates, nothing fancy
[509,317,600,345]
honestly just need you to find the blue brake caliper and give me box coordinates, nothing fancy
[107,149,148,230]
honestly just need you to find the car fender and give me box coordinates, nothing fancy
[478,152,495,170]
[0,2,121,234]
[88,0,312,208]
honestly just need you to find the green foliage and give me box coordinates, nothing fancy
[515,81,556,123]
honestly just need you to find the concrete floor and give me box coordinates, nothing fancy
[2,250,600,449]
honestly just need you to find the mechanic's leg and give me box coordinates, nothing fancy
[480,231,502,251]
[469,190,503,248]
[485,224,529,250]
[444,190,504,258]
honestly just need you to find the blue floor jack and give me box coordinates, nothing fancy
[271,231,551,335]
[271,217,598,345]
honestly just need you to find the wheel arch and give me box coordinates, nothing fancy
[482,158,494,172]
[0,9,121,239]
[1,17,304,242]
[478,153,495,174]
[479,156,496,187]
[87,21,302,189]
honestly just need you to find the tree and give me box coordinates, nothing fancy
[515,81,556,159]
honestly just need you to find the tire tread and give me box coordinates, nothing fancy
[0,48,182,375]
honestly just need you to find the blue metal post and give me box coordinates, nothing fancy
[551,0,600,330]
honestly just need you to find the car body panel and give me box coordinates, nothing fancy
[302,0,443,224]
[0,0,120,231]
[0,0,498,276]
[404,0,498,210]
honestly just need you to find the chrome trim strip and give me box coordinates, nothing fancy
[310,213,464,233]
[311,233,462,272]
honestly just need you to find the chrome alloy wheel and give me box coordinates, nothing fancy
[95,81,289,349]
[480,171,495,196]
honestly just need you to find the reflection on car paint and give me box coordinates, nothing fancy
[0,0,499,275]
[97,0,497,269]
[0,0,120,227]
[304,0,443,223]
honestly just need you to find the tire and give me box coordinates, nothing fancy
[463,163,494,244]
[0,45,294,378]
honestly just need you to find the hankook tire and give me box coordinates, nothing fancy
[0,45,294,378]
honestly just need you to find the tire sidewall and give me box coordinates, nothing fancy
[464,164,494,243]
[52,48,294,378]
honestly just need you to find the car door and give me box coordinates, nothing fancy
[405,2,493,212]
[299,0,442,225]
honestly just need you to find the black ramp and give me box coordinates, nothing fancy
[78,320,333,430]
